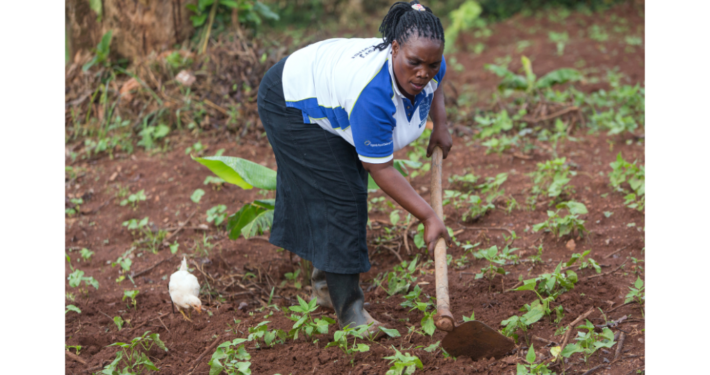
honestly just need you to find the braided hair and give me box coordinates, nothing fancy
[375,1,445,51]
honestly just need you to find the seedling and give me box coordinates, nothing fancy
[103,331,168,374]
[66,345,82,355]
[206,205,227,226]
[501,314,533,345]
[516,344,555,375]
[114,316,125,331]
[204,175,225,189]
[66,305,81,314]
[286,296,335,340]
[624,277,645,306]
[374,255,419,296]
[517,262,578,299]
[191,188,205,203]
[120,189,146,208]
[325,325,371,367]
[68,269,100,290]
[247,321,287,348]
[280,268,302,289]
[472,245,518,280]
[548,31,569,55]
[565,250,601,273]
[208,338,252,375]
[608,153,645,211]
[528,244,545,265]
[185,141,205,155]
[384,347,424,375]
[80,248,94,261]
[123,290,139,309]
[112,248,134,277]
[561,319,616,363]
[66,198,83,217]
[529,157,576,200]
[532,201,588,238]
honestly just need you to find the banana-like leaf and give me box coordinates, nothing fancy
[193,155,277,190]
[227,199,275,239]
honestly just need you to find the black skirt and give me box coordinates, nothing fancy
[257,57,371,274]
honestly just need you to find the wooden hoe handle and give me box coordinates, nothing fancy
[430,147,455,332]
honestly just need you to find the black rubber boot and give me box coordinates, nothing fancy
[324,271,384,338]
[311,267,333,309]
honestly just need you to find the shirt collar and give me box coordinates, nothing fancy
[388,51,426,106]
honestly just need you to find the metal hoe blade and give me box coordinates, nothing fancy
[441,321,516,360]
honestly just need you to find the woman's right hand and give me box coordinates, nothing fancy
[423,214,451,254]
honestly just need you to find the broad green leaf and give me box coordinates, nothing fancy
[190,188,205,203]
[378,326,401,338]
[563,201,588,215]
[526,343,536,364]
[68,270,84,288]
[421,314,436,336]
[522,304,544,324]
[550,345,561,358]
[635,277,644,289]
[390,210,400,226]
[536,68,582,89]
[193,155,277,190]
[66,305,81,314]
[516,279,537,291]
[227,200,274,239]
[561,343,581,358]
[114,316,124,330]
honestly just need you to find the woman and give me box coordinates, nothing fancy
[257,1,452,335]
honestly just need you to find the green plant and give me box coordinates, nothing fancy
[137,124,170,151]
[517,344,556,375]
[246,321,287,348]
[517,262,578,299]
[325,325,371,366]
[191,188,206,203]
[608,153,645,211]
[624,277,644,305]
[500,314,533,345]
[120,190,147,208]
[102,331,168,375]
[375,256,419,296]
[80,248,94,261]
[83,30,113,71]
[485,56,582,95]
[588,24,609,42]
[194,155,277,239]
[114,316,125,331]
[472,245,518,280]
[206,205,228,226]
[68,269,100,290]
[281,268,302,289]
[561,320,616,363]
[286,296,334,340]
[548,31,569,55]
[528,244,544,265]
[185,141,205,155]
[532,201,588,238]
[529,158,576,199]
[208,338,252,375]
[384,347,424,375]
[565,250,601,273]
[66,344,82,355]
[66,305,82,314]
[444,1,483,54]
[123,290,139,309]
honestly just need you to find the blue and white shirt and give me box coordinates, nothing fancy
[282,38,446,164]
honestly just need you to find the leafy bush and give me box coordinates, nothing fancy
[208,338,252,375]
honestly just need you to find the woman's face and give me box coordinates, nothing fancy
[391,36,444,100]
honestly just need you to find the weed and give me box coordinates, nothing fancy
[286,296,335,340]
[608,153,645,211]
[83,30,113,71]
[505,196,519,214]
[123,290,139,309]
[517,344,555,375]
[448,172,478,188]
[68,269,100,290]
[624,277,644,305]
[527,244,545,265]
[532,201,588,238]
[193,233,214,257]
[384,347,424,375]
[191,188,205,203]
[114,316,125,331]
[208,338,252,375]
[66,344,82,355]
[548,31,569,55]
[325,325,371,367]
[137,124,170,151]
[66,292,76,302]
[120,189,146,208]
[561,320,616,363]
[185,141,205,155]
[565,250,601,273]
[206,204,227,226]
[247,321,287,348]
[472,245,519,280]
[517,262,578,299]
[204,175,226,189]
[486,56,582,96]
[375,256,419,296]
[588,24,609,42]
[80,248,94,261]
[102,331,168,374]
[529,157,576,200]
[280,268,302,289]
[501,314,533,345]
[66,305,81,314]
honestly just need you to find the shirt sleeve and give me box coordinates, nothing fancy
[349,64,396,164]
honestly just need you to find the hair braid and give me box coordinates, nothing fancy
[375,1,445,51]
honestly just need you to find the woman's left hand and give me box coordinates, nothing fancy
[426,124,452,159]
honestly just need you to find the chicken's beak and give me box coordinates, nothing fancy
[195,305,202,314]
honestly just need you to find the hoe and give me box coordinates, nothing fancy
[429,147,515,360]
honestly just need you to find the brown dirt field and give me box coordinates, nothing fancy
[65,3,645,374]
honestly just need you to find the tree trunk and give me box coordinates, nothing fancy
[66,0,197,65]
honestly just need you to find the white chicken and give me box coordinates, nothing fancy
[169,256,202,321]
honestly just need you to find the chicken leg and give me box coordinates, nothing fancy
[177,307,193,322]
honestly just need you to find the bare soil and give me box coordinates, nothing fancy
[65,3,645,374]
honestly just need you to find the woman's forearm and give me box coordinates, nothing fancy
[363,162,436,223]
